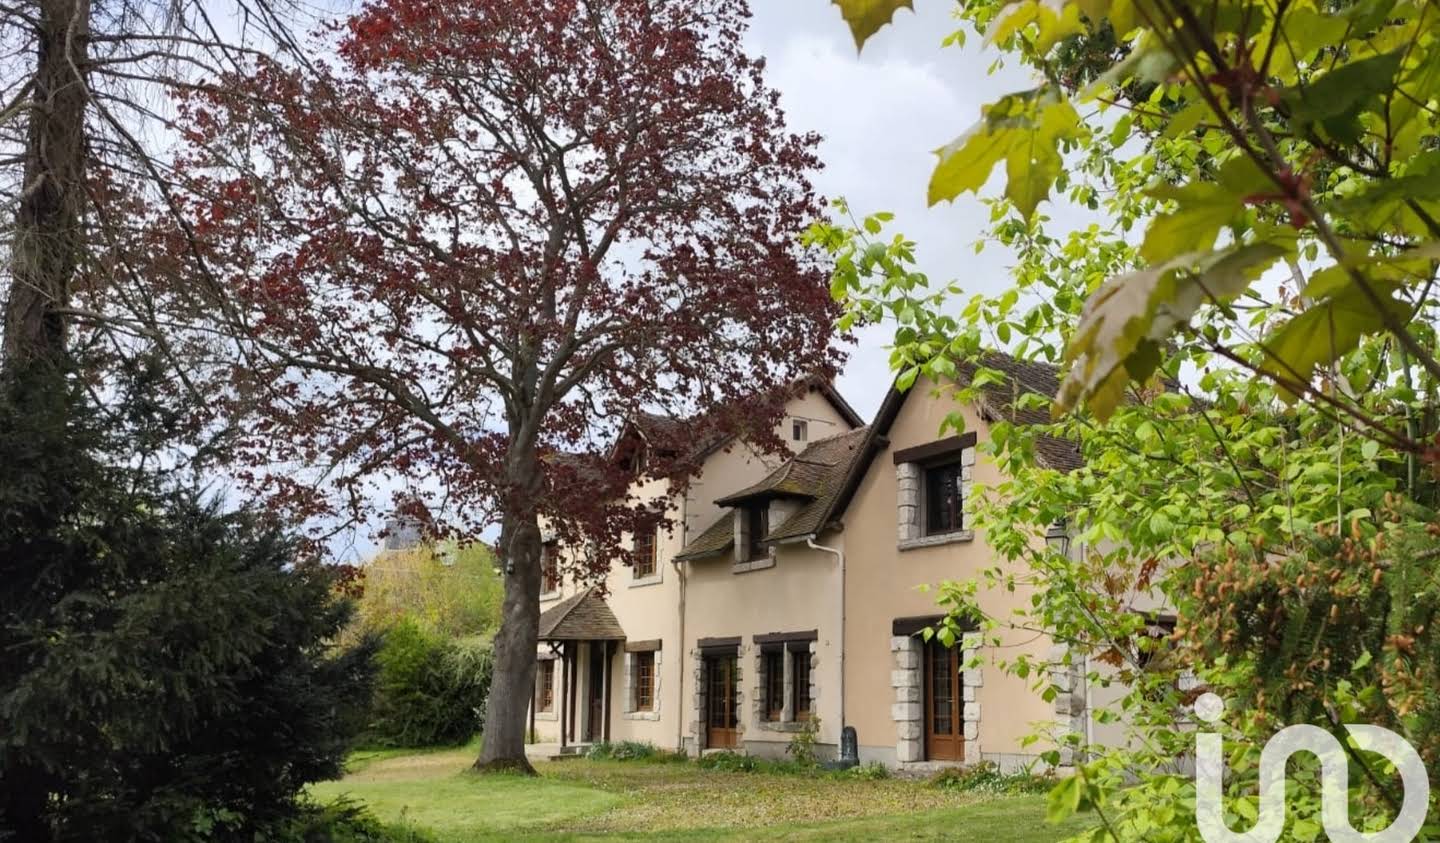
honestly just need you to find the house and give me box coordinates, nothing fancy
[529,357,1104,770]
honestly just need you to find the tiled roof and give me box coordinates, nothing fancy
[675,427,872,560]
[758,428,871,543]
[963,352,1082,473]
[627,380,864,467]
[537,587,626,641]
[673,513,735,562]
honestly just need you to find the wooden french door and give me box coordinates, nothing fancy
[925,637,964,762]
[705,653,739,749]
[587,642,605,741]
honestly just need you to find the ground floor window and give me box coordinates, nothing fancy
[623,643,662,720]
[755,634,817,727]
[763,650,785,720]
[632,651,655,711]
[537,660,555,712]
[793,650,812,720]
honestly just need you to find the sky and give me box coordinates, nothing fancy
[743,0,1043,421]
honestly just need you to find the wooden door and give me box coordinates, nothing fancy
[705,653,739,749]
[587,642,605,741]
[925,637,964,762]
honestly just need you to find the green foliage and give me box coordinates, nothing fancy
[277,798,435,843]
[355,543,503,640]
[0,365,377,840]
[929,762,1054,795]
[786,716,824,766]
[696,751,764,773]
[829,0,914,48]
[831,0,1440,428]
[366,619,493,747]
[847,761,893,780]
[584,740,687,763]
[820,2,1440,839]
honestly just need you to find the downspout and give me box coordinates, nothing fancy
[673,555,687,752]
[806,535,845,735]
[673,490,689,752]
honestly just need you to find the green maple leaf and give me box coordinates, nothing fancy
[830,0,914,50]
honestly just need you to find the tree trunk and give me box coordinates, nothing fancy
[474,448,542,774]
[2,0,90,368]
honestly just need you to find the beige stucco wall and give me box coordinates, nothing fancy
[529,387,855,749]
[841,381,1057,766]
[680,537,843,755]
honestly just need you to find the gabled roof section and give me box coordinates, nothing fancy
[812,352,1081,535]
[619,379,864,468]
[672,513,734,562]
[961,353,1082,473]
[764,427,871,543]
[537,587,626,641]
[675,427,871,560]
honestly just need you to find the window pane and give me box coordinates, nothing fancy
[925,462,963,534]
[634,652,654,711]
[793,652,812,719]
[764,650,784,720]
[538,661,554,712]
[634,529,655,579]
[747,506,769,560]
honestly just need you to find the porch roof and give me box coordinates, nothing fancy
[538,587,626,641]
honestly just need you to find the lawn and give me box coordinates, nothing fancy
[308,743,1091,842]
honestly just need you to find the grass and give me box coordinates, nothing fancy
[309,744,1090,842]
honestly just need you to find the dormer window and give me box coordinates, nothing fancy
[792,419,808,442]
[626,444,645,475]
[746,505,769,561]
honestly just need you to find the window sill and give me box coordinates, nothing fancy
[535,711,557,721]
[629,574,663,588]
[757,720,811,733]
[732,554,776,574]
[540,590,561,602]
[898,530,974,552]
[623,710,660,721]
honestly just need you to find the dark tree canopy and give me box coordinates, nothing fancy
[164,0,843,768]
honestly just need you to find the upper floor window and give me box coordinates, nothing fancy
[924,460,964,535]
[634,527,657,579]
[792,419,808,442]
[540,545,560,594]
[746,505,769,561]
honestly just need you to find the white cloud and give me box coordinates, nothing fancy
[745,0,1049,419]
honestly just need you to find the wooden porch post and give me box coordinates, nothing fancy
[559,642,569,750]
[567,641,579,744]
[602,640,613,743]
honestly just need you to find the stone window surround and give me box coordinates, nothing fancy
[895,435,977,552]
[622,646,662,721]
[534,656,559,721]
[890,630,982,764]
[629,565,664,588]
[1047,644,1085,766]
[752,635,819,733]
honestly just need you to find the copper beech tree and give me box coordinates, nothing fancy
[166,0,842,770]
